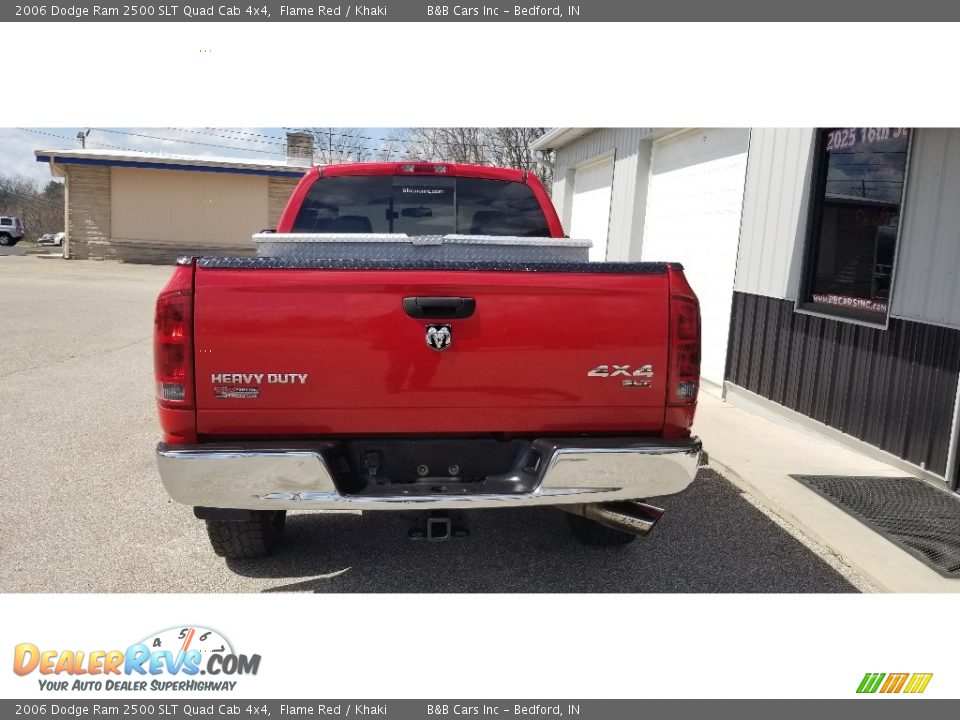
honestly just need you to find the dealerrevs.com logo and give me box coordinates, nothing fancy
[857,673,933,694]
[13,626,261,692]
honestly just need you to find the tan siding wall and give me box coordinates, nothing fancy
[268,177,300,227]
[66,165,112,260]
[110,168,268,262]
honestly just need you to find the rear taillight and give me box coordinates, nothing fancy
[154,270,194,408]
[667,268,701,406]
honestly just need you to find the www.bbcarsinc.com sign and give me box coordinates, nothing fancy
[13,626,261,692]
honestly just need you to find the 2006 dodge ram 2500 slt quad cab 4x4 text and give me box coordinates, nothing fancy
[154,162,702,559]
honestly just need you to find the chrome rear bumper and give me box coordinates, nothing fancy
[156,437,701,511]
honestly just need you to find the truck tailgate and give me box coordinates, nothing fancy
[192,265,670,437]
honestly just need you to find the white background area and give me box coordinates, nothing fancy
[1,594,954,699]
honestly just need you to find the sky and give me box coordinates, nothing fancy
[1,127,397,186]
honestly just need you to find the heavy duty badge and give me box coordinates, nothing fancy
[425,324,452,351]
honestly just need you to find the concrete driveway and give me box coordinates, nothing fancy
[0,257,856,593]
[0,243,61,257]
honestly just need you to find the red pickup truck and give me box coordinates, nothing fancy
[154,162,702,559]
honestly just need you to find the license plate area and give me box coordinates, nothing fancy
[332,438,541,497]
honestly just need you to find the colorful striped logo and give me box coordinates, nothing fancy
[857,673,933,694]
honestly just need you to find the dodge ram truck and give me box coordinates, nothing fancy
[154,162,702,559]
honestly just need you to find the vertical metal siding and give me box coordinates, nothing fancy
[891,129,960,329]
[726,291,960,476]
[552,128,657,260]
[734,128,815,300]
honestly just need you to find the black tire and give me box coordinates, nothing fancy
[0,234,11,247]
[205,510,286,559]
[567,513,637,546]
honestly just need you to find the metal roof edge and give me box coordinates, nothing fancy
[34,152,305,178]
[530,128,595,152]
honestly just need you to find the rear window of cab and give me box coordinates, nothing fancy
[292,175,550,237]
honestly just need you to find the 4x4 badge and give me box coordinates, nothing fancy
[425,324,452,351]
[587,364,654,378]
[587,364,654,388]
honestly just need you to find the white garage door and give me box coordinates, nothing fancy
[569,155,615,262]
[641,128,749,386]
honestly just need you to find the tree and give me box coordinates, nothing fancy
[300,127,555,191]
[302,128,377,164]
[396,127,554,189]
[0,174,65,237]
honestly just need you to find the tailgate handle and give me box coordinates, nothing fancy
[403,297,476,319]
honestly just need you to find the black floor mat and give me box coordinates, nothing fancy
[793,475,960,578]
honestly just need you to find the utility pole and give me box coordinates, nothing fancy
[77,129,91,148]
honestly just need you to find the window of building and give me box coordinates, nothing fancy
[800,128,911,323]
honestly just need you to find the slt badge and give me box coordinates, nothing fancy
[425,324,452,351]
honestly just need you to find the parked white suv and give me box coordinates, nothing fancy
[38,233,64,246]
[0,217,25,246]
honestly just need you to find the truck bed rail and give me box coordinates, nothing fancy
[195,257,675,273]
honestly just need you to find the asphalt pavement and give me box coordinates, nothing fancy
[0,256,856,593]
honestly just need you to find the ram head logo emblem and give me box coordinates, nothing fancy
[425,324,452,351]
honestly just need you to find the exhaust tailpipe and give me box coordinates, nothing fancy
[560,500,664,536]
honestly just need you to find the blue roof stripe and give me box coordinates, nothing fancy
[35,155,305,179]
